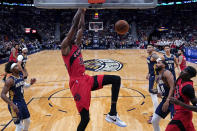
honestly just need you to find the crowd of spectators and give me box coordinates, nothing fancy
[0,3,197,60]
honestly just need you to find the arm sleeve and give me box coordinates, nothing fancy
[17,55,23,62]
[182,84,195,100]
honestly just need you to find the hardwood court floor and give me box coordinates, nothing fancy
[0,49,197,131]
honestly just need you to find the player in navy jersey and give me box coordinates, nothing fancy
[151,59,175,131]
[17,48,28,77]
[61,9,126,131]
[1,61,36,131]
[146,44,159,123]
[162,45,180,82]
[17,48,30,87]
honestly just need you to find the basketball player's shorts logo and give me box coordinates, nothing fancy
[74,93,81,102]
[84,59,123,72]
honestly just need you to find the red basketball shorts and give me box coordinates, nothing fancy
[166,111,195,131]
[70,75,104,112]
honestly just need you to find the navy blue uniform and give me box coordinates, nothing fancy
[18,54,28,77]
[164,54,176,81]
[147,53,157,93]
[156,72,174,119]
[8,75,30,124]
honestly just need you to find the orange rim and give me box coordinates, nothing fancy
[88,0,105,4]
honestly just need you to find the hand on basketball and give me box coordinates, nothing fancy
[30,78,36,85]
[162,100,169,112]
[12,104,19,113]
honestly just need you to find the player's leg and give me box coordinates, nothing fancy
[77,108,90,131]
[148,76,159,123]
[102,75,121,115]
[21,100,31,131]
[15,121,24,131]
[151,113,162,131]
[23,118,30,131]
[152,98,171,131]
[149,76,159,111]
[8,102,24,131]
[100,75,126,127]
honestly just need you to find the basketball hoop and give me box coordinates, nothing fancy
[88,0,105,8]
[88,0,105,4]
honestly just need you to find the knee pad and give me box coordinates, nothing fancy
[23,118,30,130]
[15,121,23,131]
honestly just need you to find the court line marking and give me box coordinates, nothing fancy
[2,87,149,130]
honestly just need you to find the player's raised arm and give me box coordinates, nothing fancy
[75,9,86,46]
[61,9,84,56]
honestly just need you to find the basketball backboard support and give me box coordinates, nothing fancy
[34,0,157,9]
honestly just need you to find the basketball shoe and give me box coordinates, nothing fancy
[105,113,127,127]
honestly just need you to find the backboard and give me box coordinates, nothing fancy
[34,0,157,9]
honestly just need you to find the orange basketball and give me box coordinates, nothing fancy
[115,20,129,35]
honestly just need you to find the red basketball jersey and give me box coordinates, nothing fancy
[9,48,18,62]
[180,54,186,71]
[62,45,85,79]
[174,78,193,111]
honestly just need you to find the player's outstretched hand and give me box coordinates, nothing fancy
[30,78,36,85]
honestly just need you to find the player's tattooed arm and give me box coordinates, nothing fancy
[75,9,86,46]
[61,9,84,56]
[1,78,19,113]
[170,97,197,112]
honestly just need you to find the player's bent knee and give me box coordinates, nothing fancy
[23,118,30,131]
[113,75,121,84]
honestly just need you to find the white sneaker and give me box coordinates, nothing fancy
[105,113,127,127]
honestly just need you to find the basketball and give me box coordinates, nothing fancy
[115,20,129,35]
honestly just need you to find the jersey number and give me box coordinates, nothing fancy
[159,85,165,95]
[174,85,180,98]
[168,64,172,69]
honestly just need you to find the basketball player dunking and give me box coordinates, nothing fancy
[146,44,159,123]
[61,9,126,131]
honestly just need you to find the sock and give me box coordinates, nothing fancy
[109,102,117,116]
